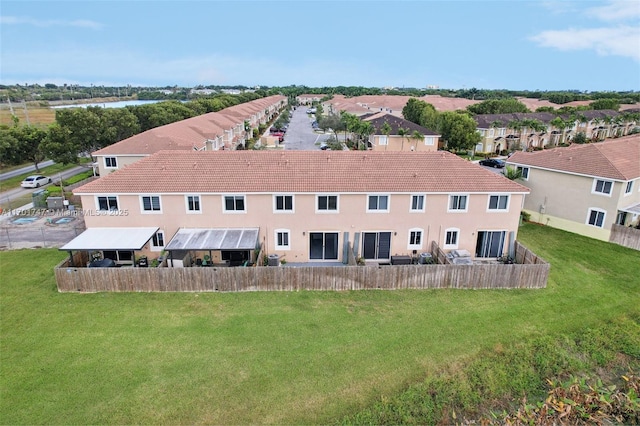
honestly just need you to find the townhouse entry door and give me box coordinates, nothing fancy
[309,232,339,260]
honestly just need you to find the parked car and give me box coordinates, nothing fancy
[320,143,329,150]
[20,175,52,188]
[479,158,505,168]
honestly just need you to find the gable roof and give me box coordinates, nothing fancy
[93,95,286,156]
[507,135,640,181]
[75,150,529,195]
[362,112,438,136]
[474,110,624,129]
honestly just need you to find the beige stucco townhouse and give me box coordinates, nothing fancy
[92,95,287,176]
[67,150,529,266]
[507,135,640,241]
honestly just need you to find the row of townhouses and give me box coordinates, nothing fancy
[93,95,287,176]
[64,151,529,266]
[474,109,640,154]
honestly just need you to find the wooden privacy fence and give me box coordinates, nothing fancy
[609,224,640,251]
[55,241,549,293]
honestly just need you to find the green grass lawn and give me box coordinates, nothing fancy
[1,224,638,424]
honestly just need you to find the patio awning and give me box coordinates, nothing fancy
[60,227,159,251]
[165,228,259,251]
[620,202,640,215]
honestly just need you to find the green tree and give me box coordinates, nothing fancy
[437,112,481,151]
[41,123,77,164]
[14,125,48,171]
[572,132,588,144]
[397,127,409,151]
[503,165,523,180]
[590,98,620,111]
[411,130,424,151]
[381,122,392,151]
[467,98,530,114]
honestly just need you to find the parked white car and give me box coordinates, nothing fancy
[20,175,52,188]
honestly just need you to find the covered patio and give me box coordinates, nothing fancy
[164,227,260,267]
[60,227,159,267]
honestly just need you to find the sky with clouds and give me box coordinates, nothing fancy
[1,0,639,91]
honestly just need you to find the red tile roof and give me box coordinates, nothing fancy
[508,135,640,181]
[93,95,286,156]
[75,150,530,194]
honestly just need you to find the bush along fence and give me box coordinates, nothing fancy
[55,240,549,293]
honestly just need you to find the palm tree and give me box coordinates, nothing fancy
[381,122,392,151]
[411,130,424,151]
[503,165,523,180]
[397,127,409,151]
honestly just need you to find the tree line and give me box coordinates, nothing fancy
[0,93,264,170]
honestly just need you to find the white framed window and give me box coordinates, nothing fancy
[274,229,290,250]
[273,194,294,213]
[424,136,435,146]
[444,228,459,249]
[410,194,425,212]
[448,194,468,212]
[223,195,246,213]
[625,181,633,195]
[151,231,165,251]
[488,129,494,137]
[96,195,118,211]
[96,195,119,211]
[517,166,529,180]
[367,195,389,212]
[498,128,506,136]
[488,195,509,211]
[586,208,606,228]
[592,179,613,196]
[104,157,117,168]
[378,135,388,146]
[185,195,201,213]
[316,194,338,213]
[408,228,424,250]
[140,195,162,213]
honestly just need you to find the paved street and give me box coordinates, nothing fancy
[282,107,330,150]
[0,160,55,181]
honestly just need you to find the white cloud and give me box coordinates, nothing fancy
[532,1,640,61]
[531,26,640,60]
[585,0,640,22]
[0,15,103,29]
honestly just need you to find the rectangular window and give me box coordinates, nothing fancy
[141,196,161,212]
[367,195,389,212]
[488,195,509,211]
[424,137,435,146]
[378,136,388,146]
[445,230,459,247]
[97,196,118,211]
[625,181,633,194]
[587,209,605,228]
[411,195,425,212]
[593,179,612,195]
[275,195,293,212]
[186,195,201,212]
[517,166,529,180]
[409,231,422,246]
[104,157,117,168]
[224,195,245,212]
[275,230,290,250]
[449,195,468,211]
[152,231,164,249]
[317,195,338,211]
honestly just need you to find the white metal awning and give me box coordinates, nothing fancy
[165,228,259,251]
[60,227,159,251]
[620,202,640,215]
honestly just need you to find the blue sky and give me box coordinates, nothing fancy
[1,0,639,91]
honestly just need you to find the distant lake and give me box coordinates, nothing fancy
[51,100,174,109]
